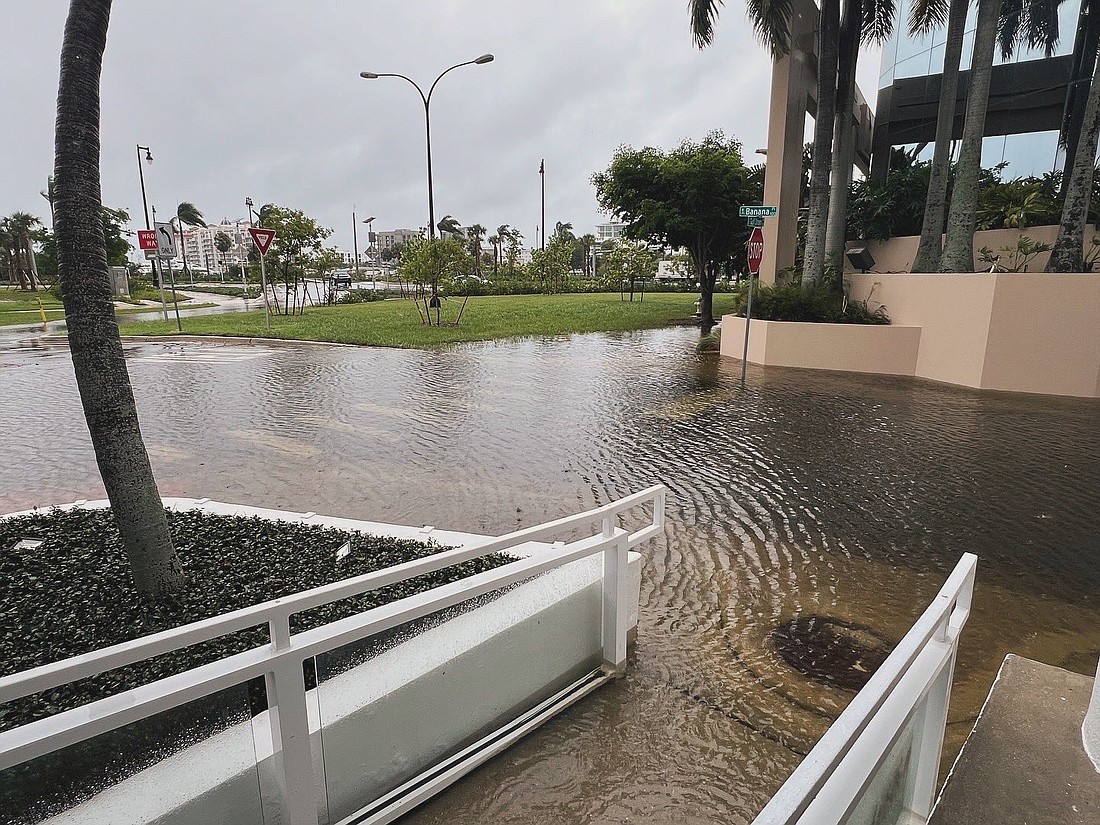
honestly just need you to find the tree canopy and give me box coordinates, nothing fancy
[592,131,760,326]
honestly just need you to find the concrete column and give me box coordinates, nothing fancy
[760,0,817,285]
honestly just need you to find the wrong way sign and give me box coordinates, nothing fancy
[249,227,276,255]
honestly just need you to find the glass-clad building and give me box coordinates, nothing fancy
[872,0,1094,180]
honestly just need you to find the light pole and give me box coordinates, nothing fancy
[362,216,376,291]
[360,54,494,239]
[136,144,170,319]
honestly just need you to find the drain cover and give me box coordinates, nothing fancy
[770,615,893,692]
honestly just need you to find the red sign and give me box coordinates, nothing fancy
[137,230,158,251]
[747,227,764,276]
[249,227,276,255]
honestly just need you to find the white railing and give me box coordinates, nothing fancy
[753,553,977,825]
[0,485,666,825]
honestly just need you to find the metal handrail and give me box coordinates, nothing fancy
[0,485,665,706]
[753,552,977,825]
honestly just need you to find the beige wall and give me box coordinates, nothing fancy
[845,225,1098,275]
[720,316,922,376]
[847,272,1100,397]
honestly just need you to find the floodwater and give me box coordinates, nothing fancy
[2,329,1099,824]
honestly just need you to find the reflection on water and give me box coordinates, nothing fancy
[2,329,1099,823]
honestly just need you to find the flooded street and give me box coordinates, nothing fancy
[3,329,1099,823]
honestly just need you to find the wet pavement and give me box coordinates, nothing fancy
[2,329,1099,824]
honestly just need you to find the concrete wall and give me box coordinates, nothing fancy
[720,316,921,376]
[1085,658,1100,772]
[720,273,1100,397]
[844,225,1098,275]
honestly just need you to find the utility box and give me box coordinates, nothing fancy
[108,266,129,297]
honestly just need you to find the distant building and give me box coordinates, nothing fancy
[376,228,425,250]
[179,220,251,275]
[595,222,626,242]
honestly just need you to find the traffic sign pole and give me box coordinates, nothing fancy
[741,226,766,388]
[166,256,183,333]
[151,207,169,321]
[248,227,277,330]
[258,252,270,330]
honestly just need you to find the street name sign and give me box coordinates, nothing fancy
[154,222,177,259]
[249,227,276,255]
[740,205,778,218]
[747,227,764,276]
[746,217,765,227]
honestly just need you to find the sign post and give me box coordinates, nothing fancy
[741,224,766,387]
[249,227,277,330]
[155,221,183,332]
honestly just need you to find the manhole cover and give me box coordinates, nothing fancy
[770,615,893,692]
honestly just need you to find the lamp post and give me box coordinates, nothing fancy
[360,54,494,239]
[136,144,168,319]
[362,216,376,291]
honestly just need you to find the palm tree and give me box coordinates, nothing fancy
[215,231,232,276]
[467,223,486,276]
[910,0,970,272]
[940,0,1065,270]
[580,233,596,276]
[553,221,575,243]
[436,214,461,236]
[496,224,510,277]
[1048,48,1100,269]
[54,0,183,597]
[173,201,205,280]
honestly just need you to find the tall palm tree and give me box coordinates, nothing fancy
[910,0,970,272]
[941,0,1065,270]
[54,0,182,597]
[215,231,232,275]
[436,214,461,236]
[553,221,575,243]
[467,223,486,276]
[173,201,205,280]
[1048,45,1100,269]
[580,233,597,276]
[496,223,510,277]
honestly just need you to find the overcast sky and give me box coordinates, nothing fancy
[5,1,880,257]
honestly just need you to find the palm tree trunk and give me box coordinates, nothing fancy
[1048,52,1100,271]
[803,0,840,286]
[912,0,968,272]
[824,0,862,277]
[54,0,182,597]
[940,0,999,272]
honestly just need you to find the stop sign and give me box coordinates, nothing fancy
[747,227,764,275]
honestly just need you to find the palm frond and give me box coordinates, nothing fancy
[689,0,724,48]
[745,0,793,57]
[1022,0,1065,56]
[864,0,898,44]
[908,0,950,35]
[176,201,206,228]
[999,0,1025,59]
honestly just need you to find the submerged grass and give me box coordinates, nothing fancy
[120,292,734,348]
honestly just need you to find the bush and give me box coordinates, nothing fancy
[729,278,889,325]
[336,288,386,304]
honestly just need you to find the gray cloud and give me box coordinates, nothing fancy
[5,1,881,255]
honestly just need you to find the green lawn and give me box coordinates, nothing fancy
[120,292,731,348]
[0,298,217,327]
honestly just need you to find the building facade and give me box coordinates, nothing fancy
[179,221,251,275]
[375,228,425,250]
[873,0,1091,180]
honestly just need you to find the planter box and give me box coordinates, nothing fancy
[719,316,921,376]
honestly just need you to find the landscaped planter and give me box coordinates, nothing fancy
[719,315,921,376]
[3,497,650,825]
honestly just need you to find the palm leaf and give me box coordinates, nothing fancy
[1022,0,1065,56]
[744,0,793,57]
[689,0,724,48]
[175,201,206,228]
[908,0,950,35]
[864,0,898,44]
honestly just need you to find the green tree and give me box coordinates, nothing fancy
[398,236,472,324]
[436,214,462,237]
[467,223,486,277]
[172,201,205,279]
[602,239,658,300]
[592,131,758,328]
[54,0,182,597]
[101,207,131,266]
[4,213,42,290]
[254,204,331,314]
[528,236,573,293]
[214,231,232,274]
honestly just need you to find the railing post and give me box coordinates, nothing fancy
[265,613,318,825]
[908,640,957,822]
[602,528,630,675]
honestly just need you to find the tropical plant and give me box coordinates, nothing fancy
[253,204,331,314]
[172,201,205,278]
[977,236,1053,271]
[601,239,658,300]
[4,212,43,290]
[846,150,931,240]
[398,236,472,324]
[54,0,182,596]
[466,223,486,276]
[593,131,759,328]
[528,237,573,294]
[214,231,233,272]
[436,214,461,237]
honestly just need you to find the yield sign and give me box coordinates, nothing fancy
[249,227,276,256]
[747,226,764,276]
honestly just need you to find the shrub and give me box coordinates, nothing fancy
[729,278,889,325]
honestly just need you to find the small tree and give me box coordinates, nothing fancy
[528,237,573,293]
[593,131,759,328]
[254,204,331,314]
[398,237,472,325]
[602,240,658,300]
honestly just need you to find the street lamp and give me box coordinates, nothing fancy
[362,216,376,291]
[135,145,156,282]
[360,53,494,239]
